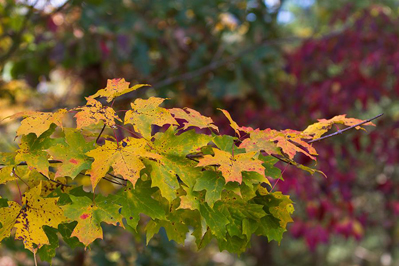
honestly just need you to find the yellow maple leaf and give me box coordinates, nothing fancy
[0,183,66,252]
[85,137,160,190]
[124,97,178,138]
[303,114,375,139]
[4,109,67,137]
[197,148,269,185]
[170,107,219,131]
[218,108,241,137]
[90,78,150,102]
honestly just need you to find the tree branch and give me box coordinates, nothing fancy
[307,113,383,144]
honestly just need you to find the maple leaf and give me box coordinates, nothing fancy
[62,193,123,246]
[177,188,203,211]
[74,98,121,129]
[303,114,375,139]
[15,126,60,177]
[145,215,190,245]
[5,109,67,137]
[0,152,17,184]
[86,137,160,190]
[124,97,178,139]
[218,108,242,136]
[145,127,211,202]
[239,128,281,155]
[197,148,266,184]
[170,107,219,131]
[47,128,95,179]
[240,128,317,160]
[115,179,166,230]
[90,78,150,102]
[0,183,66,252]
[193,171,224,208]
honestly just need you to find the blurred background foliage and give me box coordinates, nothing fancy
[1,0,399,265]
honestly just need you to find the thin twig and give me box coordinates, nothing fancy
[0,160,62,170]
[107,173,126,182]
[103,176,125,186]
[96,124,106,144]
[38,172,71,187]
[307,113,383,144]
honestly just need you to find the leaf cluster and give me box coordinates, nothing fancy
[0,78,373,261]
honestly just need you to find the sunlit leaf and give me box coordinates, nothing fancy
[74,98,121,129]
[0,183,66,252]
[124,97,178,138]
[170,107,219,131]
[90,78,149,102]
[5,109,67,137]
[197,148,267,184]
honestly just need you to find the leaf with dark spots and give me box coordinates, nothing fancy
[0,183,66,252]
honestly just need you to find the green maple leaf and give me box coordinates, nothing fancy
[62,193,123,246]
[255,215,286,243]
[145,211,189,245]
[116,179,167,230]
[47,128,95,179]
[219,191,266,239]
[145,127,211,203]
[37,226,59,263]
[90,78,149,102]
[268,192,294,228]
[193,171,224,208]
[15,125,60,177]
[199,203,229,240]
[253,191,294,241]
[86,137,160,190]
[124,97,178,138]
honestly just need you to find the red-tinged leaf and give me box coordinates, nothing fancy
[4,109,67,137]
[240,128,317,160]
[124,97,178,139]
[74,98,121,129]
[47,128,95,179]
[62,194,123,246]
[197,148,268,185]
[239,128,280,155]
[170,107,219,131]
[90,78,150,102]
[303,114,375,140]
